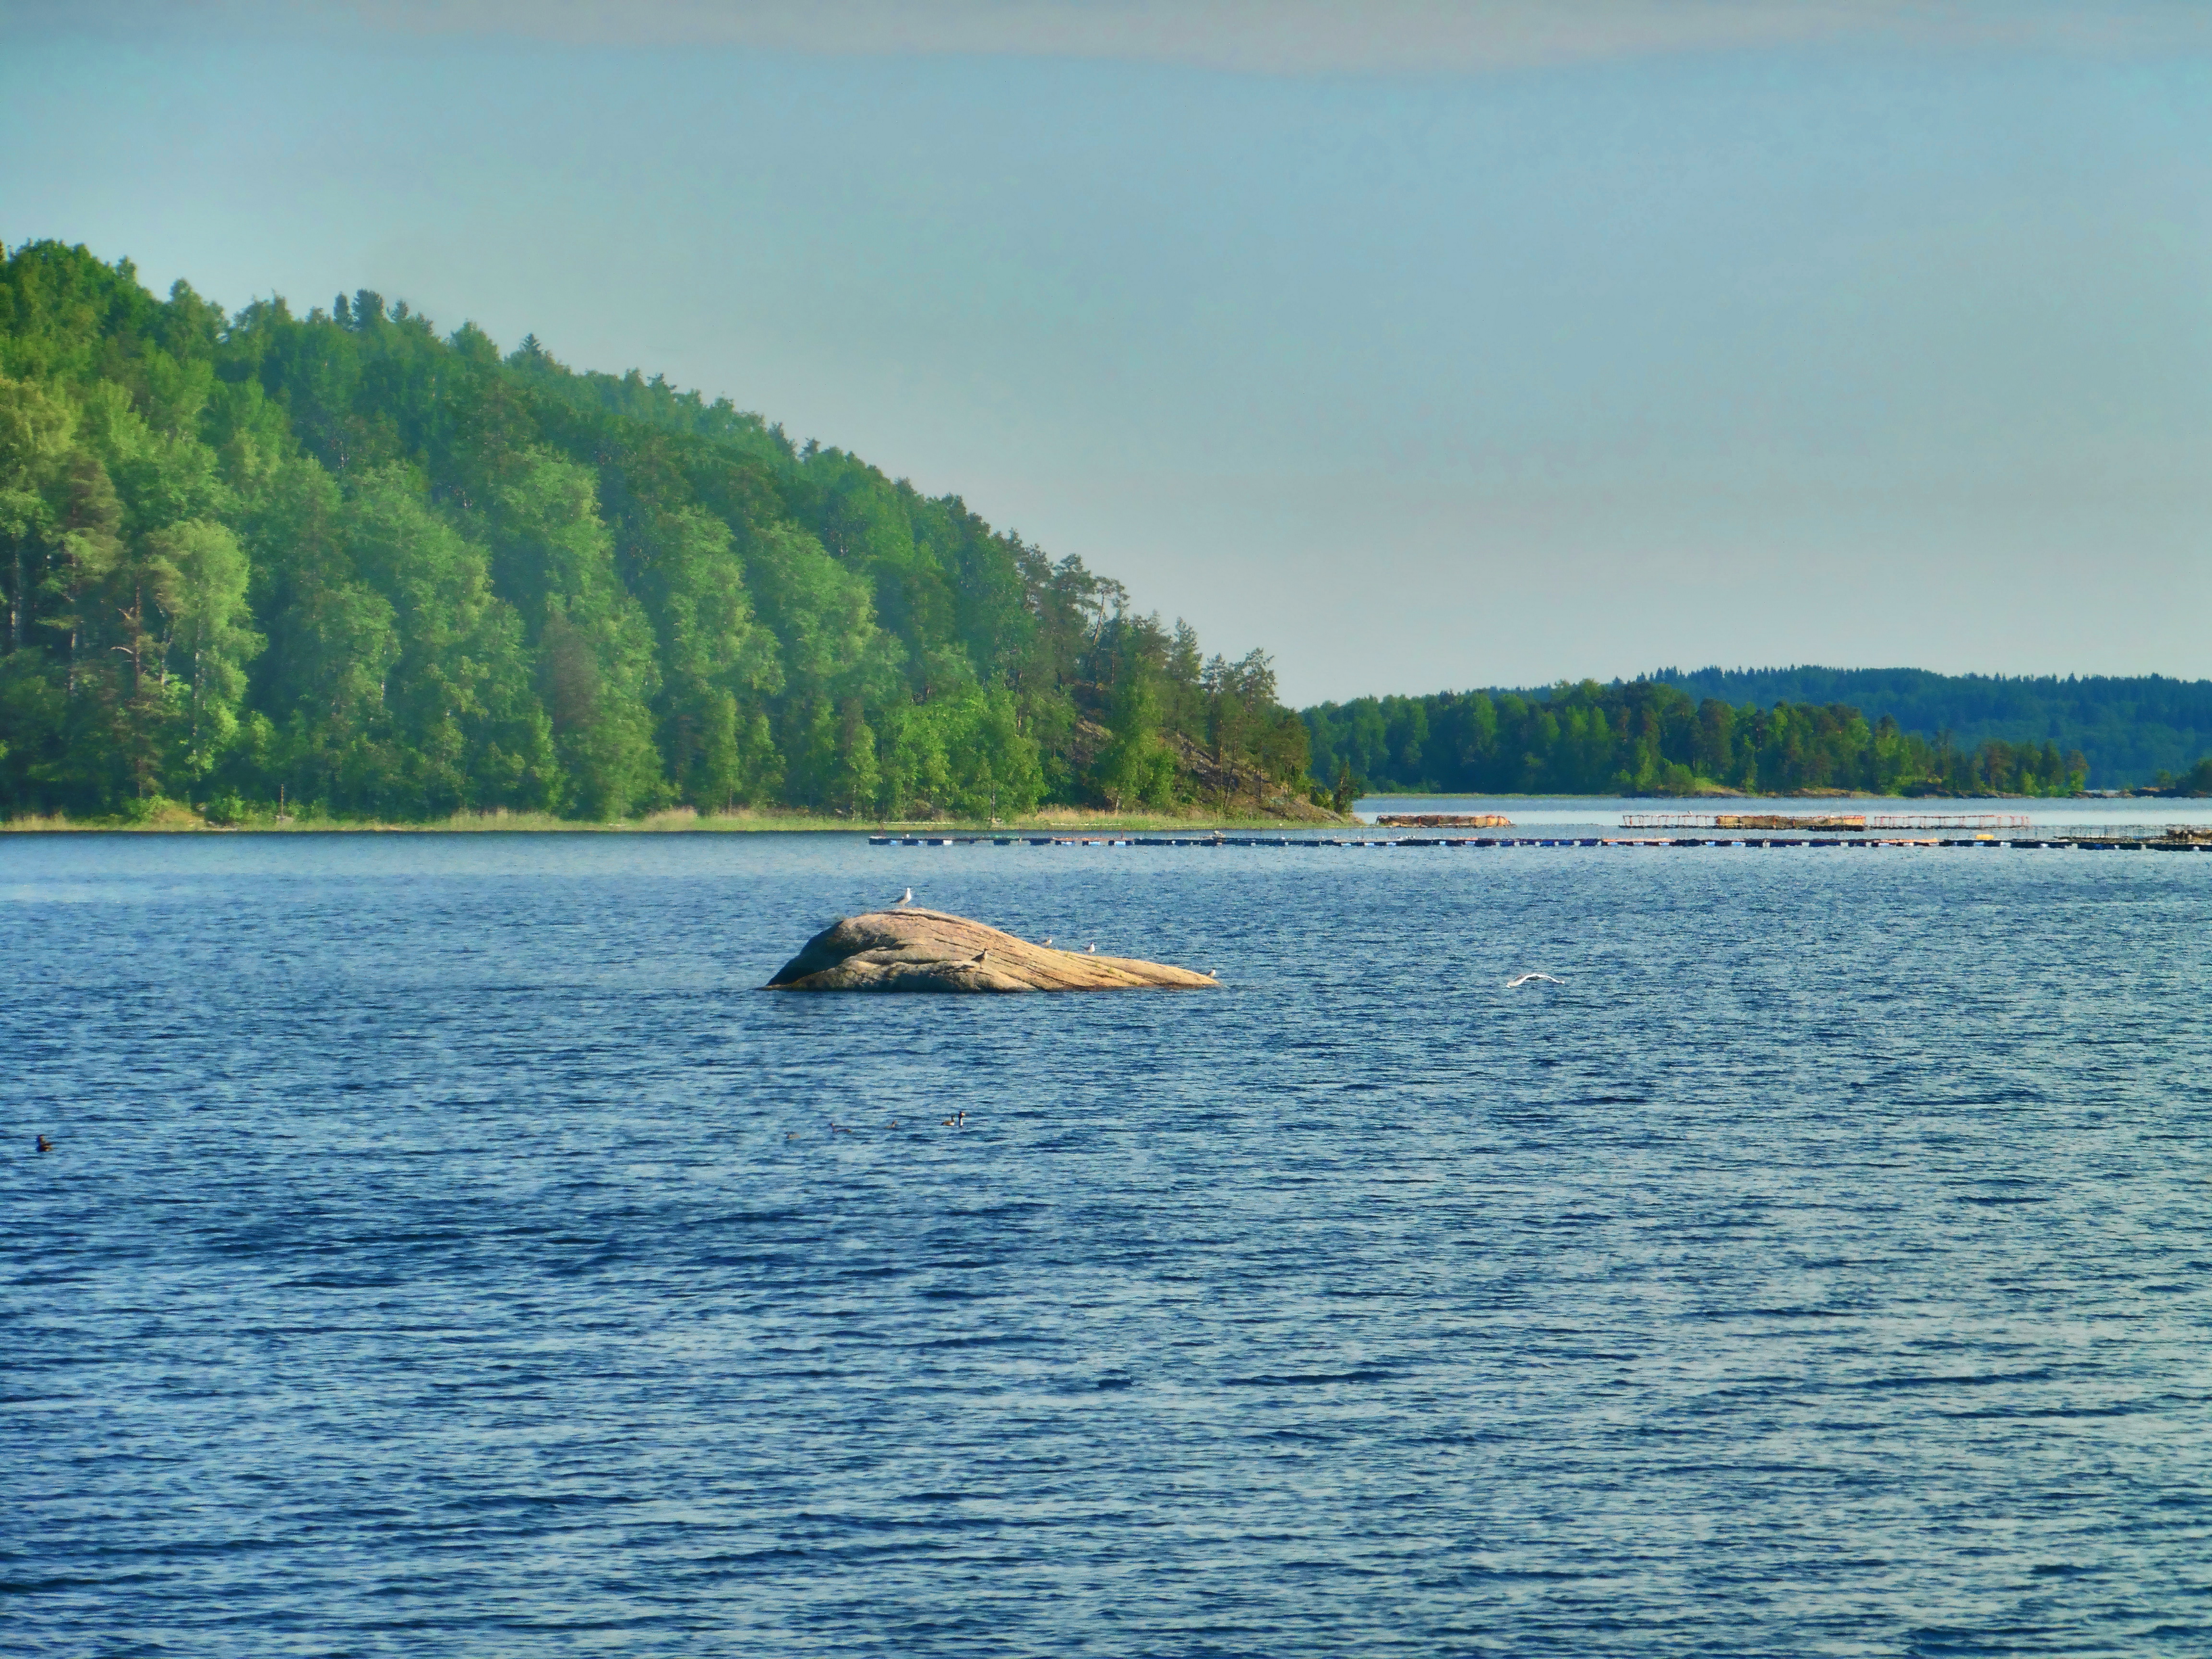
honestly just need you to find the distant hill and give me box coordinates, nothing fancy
[1645,668,2212,790]
[1302,670,2212,798]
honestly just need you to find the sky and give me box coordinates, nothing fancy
[2,1,2207,704]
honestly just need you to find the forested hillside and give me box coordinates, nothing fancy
[1648,667,2212,790]
[1300,679,2212,799]
[0,241,1315,823]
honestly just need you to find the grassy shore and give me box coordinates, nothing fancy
[3,803,1349,834]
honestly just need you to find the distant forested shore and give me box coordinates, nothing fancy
[1303,677,2212,801]
[0,241,1318,827]
[1648,667,2212,790]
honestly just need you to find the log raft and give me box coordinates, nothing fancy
[1714,813,1866,831]
[1374,813,1513,828]
[764,907,1218,993]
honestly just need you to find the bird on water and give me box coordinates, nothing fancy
[36,1134,53,1153]
[1506,973,1565,987]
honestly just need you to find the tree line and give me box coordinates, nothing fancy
[10,242,2204,821]
[0,241,1312,823]
[1647,665,2212,791]
[1302,679,2152,799]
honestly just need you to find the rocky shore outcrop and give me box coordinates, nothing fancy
[764,907,1219,993]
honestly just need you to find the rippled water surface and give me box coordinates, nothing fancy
[8,831,2212,1656]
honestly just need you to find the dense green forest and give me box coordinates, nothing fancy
[1303,678,2212,799]
[9,241,2208,821]
[0,241,1319,823]
[1647,666,2212,790]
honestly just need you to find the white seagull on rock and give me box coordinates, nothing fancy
[893,888,914,907]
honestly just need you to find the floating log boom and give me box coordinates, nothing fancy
[1622,812,2031,832]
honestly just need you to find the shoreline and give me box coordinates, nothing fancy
[1351,791,2197,804]
[12,794,2203,833]
[0,807,1352,835]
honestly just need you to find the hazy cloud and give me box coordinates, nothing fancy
[18,0,2212,71]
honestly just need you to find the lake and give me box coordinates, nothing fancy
[8,822,2212,1655]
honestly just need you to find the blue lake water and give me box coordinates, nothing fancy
[7,828,2212,1656]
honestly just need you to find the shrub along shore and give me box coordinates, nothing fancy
[0,804,1333,833]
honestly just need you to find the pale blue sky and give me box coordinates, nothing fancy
[4,2,2207,701]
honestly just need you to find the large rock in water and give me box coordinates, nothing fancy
[764,907,1217,993]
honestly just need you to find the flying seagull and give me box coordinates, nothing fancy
[1506,973,1566,987]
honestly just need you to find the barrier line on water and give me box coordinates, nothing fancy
[865,832,2212,851]
[1622,811,2037,832]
